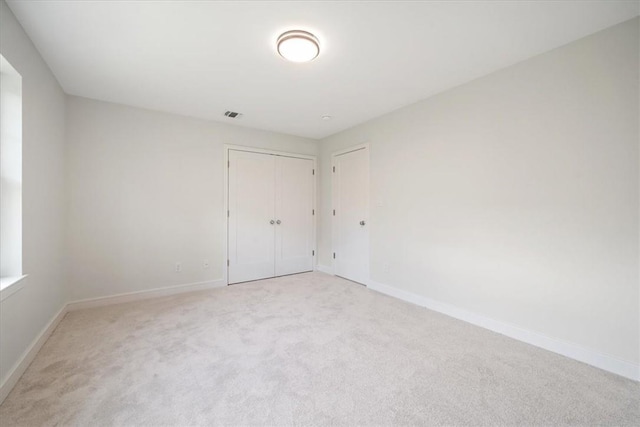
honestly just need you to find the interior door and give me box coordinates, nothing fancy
[275,156,314,276]
[228,150,276,284]
[334,147,369,284]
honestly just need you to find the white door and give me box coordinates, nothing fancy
[275,156,314,276]
[333,147,369,285]
[228,150,276,284]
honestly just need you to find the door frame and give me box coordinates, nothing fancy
[223,144,317,285]
[331,143,370,285]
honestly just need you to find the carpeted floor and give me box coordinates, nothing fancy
[0,272,638,426]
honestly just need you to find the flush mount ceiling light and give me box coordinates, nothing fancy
[277,30,320,63]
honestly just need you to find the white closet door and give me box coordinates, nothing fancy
[275,156,314,276]
[228,150,276,284]
[334,147,369,285]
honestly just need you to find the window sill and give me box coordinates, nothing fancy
[0,275,27,302]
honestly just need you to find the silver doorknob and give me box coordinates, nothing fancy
[360,220,366,226]
[276,220,281,225]
[270,220,275,225]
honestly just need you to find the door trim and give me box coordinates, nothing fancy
[223,144,317,285]
[331,143,370,285]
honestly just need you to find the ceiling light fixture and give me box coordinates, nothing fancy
[322,115,332,121]
[277,30,320,63]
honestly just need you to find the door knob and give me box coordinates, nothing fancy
[276,220,282,225]
[270,220,275,225]
[360,220,366,226]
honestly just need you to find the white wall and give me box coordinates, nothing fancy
[0,0,67,384]
[319,18,639,366]
[66,96,316,301]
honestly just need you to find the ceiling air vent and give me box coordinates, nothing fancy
[224,111,242,118]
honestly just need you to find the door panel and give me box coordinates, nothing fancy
[334,148,369,284]
[275,156,314,276]
[228,150,276,284]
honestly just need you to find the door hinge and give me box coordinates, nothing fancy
[312,209,315,215]
[227,160,230,168]
[227,259,230,266]
[312,250,315,256]
[333,252,336,259]
[332,166,335,173]
[312,169,315,175]
[333,209,335,216]
[227,210,229,217]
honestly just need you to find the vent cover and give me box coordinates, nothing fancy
[224,111,242,118]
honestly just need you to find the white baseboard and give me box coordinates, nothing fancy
[366,279,639,382]
[0,304,68,404]
[67,279,226,311]
[315,264,334,275]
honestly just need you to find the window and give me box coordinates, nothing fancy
[0,54,24,300]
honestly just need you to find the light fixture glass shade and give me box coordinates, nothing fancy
[277,30,320,63]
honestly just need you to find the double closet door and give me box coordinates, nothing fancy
[228,149,314,284]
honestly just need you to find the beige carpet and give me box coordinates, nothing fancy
[0,272,638,426]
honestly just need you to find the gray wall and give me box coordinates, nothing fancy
[0,0,67,384]
[319,18,639,365]
[66,96,317,301]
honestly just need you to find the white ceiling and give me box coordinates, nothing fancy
[7,0,639,139]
